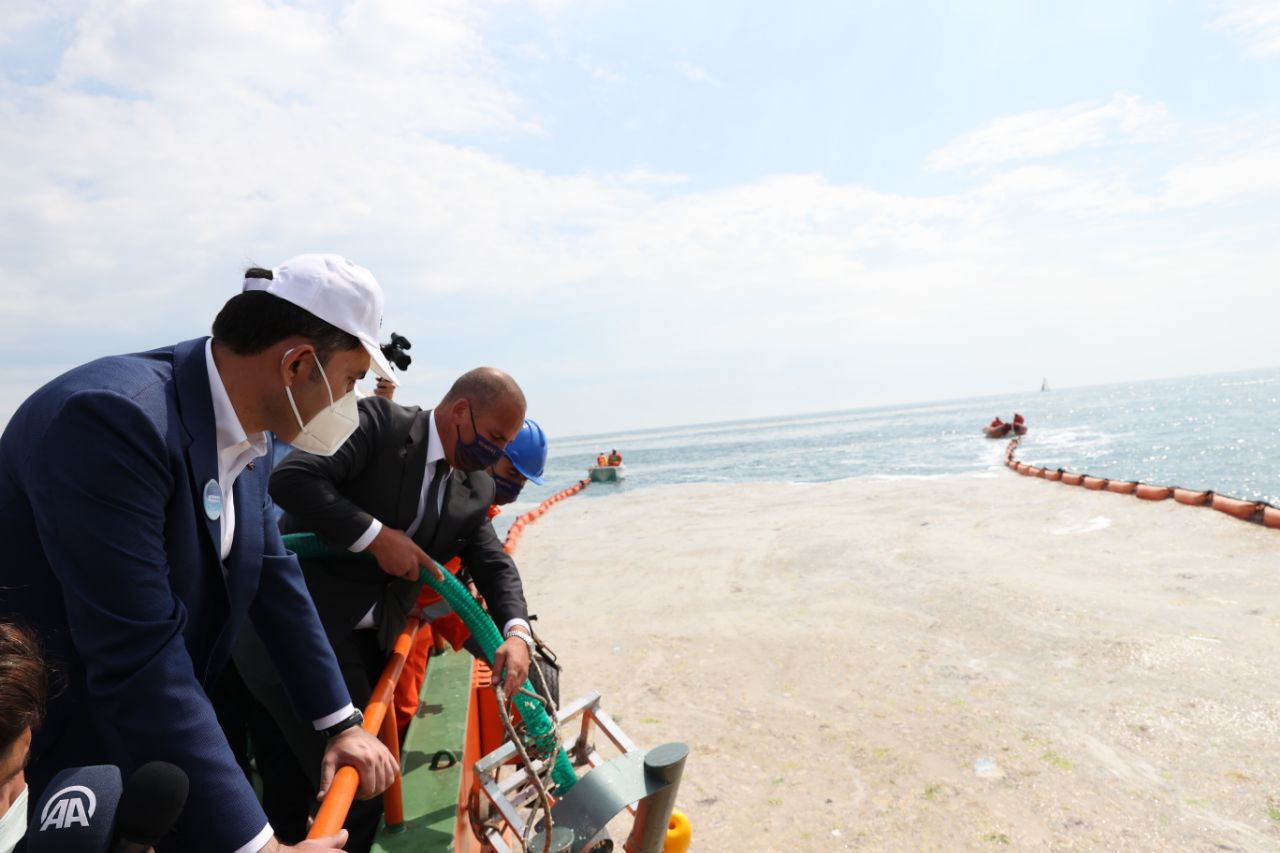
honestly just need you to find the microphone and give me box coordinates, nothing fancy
[112,762,189,852]
[29,764,122,852]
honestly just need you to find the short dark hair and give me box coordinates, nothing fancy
[440,367,526,415]
[211,268,361,362]
[0,623,46,752]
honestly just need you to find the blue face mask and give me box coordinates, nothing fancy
[454,403,505,472]
[491,472,525,505]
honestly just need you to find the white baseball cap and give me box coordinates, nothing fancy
[243,253,395,380]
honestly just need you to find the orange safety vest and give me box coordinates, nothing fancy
[394,504,503,735]
[596,454,607,466]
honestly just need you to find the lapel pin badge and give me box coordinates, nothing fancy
[203,479,223,521]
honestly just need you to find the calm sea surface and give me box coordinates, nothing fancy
[510,368,1280,514]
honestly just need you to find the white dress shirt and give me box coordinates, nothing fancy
[0,785,27,853]
[205,341,270,561]
[206,340,354,853]
[351,413,530,638]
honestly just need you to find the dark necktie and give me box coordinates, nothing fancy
[419,462,449,545]
[378,461,449,648]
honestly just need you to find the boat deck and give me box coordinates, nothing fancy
[373,649,474,851]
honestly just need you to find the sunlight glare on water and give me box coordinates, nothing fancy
[510,369,1280,512]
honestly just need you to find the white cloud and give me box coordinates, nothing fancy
[971,166,1156,217]
[1163,137,1280,206]
[0,0,542,346]
[46,0,530,134]
[609,169,693,187]
[0,1,53,40]
[674,61,720,86]
[576,56,623,83]
[928,93,1168,171]
[2,2,1280,432]
[1215,1,1280,56]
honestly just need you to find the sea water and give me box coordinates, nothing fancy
[512,368,1280,513]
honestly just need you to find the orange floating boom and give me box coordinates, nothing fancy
[1211,495,1259,521]
[1002,439,1280,533]
[1134,484,1172,501]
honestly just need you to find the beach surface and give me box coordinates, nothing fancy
[515,473,1280,851]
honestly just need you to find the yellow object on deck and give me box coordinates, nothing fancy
[664,809,692,853]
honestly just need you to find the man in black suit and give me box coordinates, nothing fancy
[237,367,533,850]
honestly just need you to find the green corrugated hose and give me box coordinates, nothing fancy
[281,532,578,792]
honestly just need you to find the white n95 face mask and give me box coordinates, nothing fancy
[284,350,359,456]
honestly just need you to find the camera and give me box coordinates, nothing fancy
[380,332,412,372]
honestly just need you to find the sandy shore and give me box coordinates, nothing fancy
[514,472,1280,851]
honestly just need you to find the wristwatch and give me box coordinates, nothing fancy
[505,629,535,652]
[320,709,364,739]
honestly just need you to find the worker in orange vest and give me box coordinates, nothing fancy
[395,419,550,735]
[607,448,622,466]
[595,450,607,467]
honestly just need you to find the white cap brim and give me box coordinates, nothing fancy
[362,339,395,381]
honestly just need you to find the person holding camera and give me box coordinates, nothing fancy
[370,332,411,401]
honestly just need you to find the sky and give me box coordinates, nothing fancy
[1,0,1279,436]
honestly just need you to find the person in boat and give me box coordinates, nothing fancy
[0,623,45,853]
[393,418,552,737]
[237,368,535,852]
[1013,413,1025,425]
[0,255,400,853]
[608,448,623,466]
[989,416,1005,429]
[596,450,608,467]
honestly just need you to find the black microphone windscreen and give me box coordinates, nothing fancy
[115,761,189,846]
[29,764,122,852]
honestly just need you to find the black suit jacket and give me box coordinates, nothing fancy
[270,396,529,647]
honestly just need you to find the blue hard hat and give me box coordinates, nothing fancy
[504,419,547,485]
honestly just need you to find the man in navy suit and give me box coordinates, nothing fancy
[0,255,404,852]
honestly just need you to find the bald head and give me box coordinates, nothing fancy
[439,367,525,416]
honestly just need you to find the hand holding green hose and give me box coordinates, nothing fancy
[282,532,578,792]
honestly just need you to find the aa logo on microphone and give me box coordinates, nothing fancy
[39,784,98,831]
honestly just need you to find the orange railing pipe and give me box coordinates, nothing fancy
[380,703,405,828]
[309,616,422,838]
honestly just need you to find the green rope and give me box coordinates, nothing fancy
[282,532,578,792]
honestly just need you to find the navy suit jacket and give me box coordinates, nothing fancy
[0,337,351,852]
